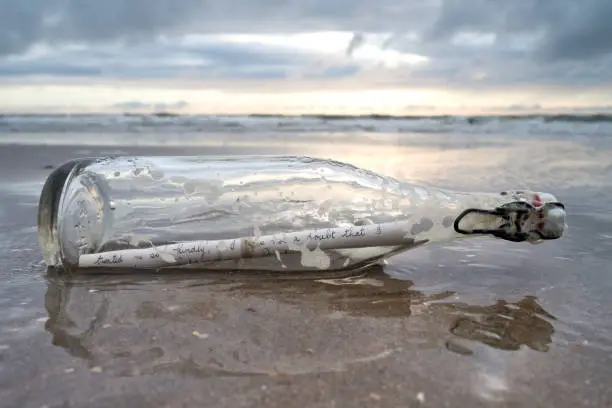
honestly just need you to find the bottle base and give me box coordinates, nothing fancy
[37,158,98,269]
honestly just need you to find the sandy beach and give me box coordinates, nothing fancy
[1,132,611,407]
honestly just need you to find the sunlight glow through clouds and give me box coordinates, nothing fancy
[209,31,429,68]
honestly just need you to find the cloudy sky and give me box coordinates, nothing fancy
[1,0,612,114]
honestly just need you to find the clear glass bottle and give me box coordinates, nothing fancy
[37,155,566,273]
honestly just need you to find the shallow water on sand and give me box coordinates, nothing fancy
[1,136,612,408]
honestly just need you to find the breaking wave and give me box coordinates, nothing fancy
[1,113,612,147]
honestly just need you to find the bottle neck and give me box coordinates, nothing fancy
[396,185,552,244]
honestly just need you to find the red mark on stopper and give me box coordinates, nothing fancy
[533,194,542,207]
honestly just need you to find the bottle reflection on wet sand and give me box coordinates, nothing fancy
[42,264,556,378]
[445,296,556,353]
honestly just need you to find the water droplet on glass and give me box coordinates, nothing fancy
[109,201,116,210]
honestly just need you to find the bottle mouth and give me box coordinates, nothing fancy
[37,158,96,269]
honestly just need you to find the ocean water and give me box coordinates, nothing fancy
[0,114,611,407]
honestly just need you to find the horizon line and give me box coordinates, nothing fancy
[2,111,612,118]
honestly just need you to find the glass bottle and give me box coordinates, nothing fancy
[37,155,566,273]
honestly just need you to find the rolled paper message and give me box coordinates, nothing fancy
[77,220,438,269]
[37,155,566,273]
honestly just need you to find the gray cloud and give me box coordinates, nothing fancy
[404,104,438,111]
[0,0,212,56]
[0,39,309,79]
[376,0,612,87]
[346,33,365,56]
[540,1,612,61]
[426,0,612,61]
[1,0,612,89]
[303,64,361,79]
[507,104,542,112]
[0,0,437,57]
[480,104,543,113]
[109,100,189,111]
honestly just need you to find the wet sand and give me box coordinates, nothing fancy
[1,142,612,408]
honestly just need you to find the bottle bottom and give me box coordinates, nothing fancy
[37,158,99,269]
